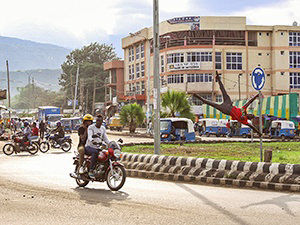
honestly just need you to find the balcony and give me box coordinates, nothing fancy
[125,91,146,101]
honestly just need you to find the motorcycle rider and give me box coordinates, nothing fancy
[85,114,110,179]
[28,122,39,144]
[21,121,32,150]
[77,114,94,174]
[51,121,65,145]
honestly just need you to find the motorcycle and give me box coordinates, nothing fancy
[2,133,39,155]
[39,133,72,153]
[70,136,126,191]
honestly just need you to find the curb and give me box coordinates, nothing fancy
[121,153,300,192]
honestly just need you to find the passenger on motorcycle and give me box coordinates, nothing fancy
[85,114,110,179]
[51,121,65,145]
[21,121,32,149]
[28,122,39,144]
[77,114,94,174]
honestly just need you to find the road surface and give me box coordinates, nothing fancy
[0,133,299,224]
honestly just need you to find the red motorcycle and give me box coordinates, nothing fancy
[70,137,126,191]
[2,133,39,155]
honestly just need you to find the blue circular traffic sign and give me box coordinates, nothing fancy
[251,67,265,91]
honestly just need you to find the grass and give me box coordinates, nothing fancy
[122,142,300,164]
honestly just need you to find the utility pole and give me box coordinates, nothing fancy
[32,77,35,109]
[104,77,108,117]
[92,75,96,114]
[70,72,74,100]
[153,0,160,155]
[146,39,151,134]
[6,60,11,128]
[238,74,241,101]
[85,88,88,113]
[73,65,79,115]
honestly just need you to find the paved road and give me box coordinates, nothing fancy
[0,133,299,224]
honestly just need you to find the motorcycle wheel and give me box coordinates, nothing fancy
[61,141,72,152]
[39,141,50,153]
[106,165,126,191]
[75,165,89,187]
[28,142,39,155]
[3,143,15,155]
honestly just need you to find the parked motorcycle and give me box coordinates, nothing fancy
[39,133,72,153]
[2,133,39,155]
[70,136,126,191]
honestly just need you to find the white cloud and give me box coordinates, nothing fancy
[232,0,300,26]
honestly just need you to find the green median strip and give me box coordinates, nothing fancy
[122,142,300,164]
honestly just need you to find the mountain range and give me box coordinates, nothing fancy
[0,36,70,71]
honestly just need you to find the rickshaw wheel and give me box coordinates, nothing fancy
[281,135,285,140]
[242,133,247,138]
[206,133,210,137]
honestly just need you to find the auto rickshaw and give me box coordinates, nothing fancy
[160,118,195,142]
[228,120,251,138]
[198,118,219,137]
[269,120,295,139]
[61,118,72,133]
[108,116,123,131]
[218,119,228,137]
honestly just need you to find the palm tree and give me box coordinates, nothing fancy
[161,90,194,120]
[120,103,145,133]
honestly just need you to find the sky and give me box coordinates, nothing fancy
[0,0,298,58]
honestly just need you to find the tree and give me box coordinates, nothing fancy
[120,103,145,133]
[60,42,119,114]
[161,90,194,120]
[12,84,65,109]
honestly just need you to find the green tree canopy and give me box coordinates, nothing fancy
[120,103,145,133]
[161,90,194,120]
[12,84,64,109]
[60,42,119,114]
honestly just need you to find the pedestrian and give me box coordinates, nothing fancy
[39,120,45,139]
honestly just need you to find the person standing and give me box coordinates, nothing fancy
[39,120,45,139]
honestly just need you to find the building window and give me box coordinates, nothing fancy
[289,52,300,68]
[136,82,140,94]
[289,32,300,46]
[136,63,140,78]
[136,45,140,60]
[281,32,284,36]
[141,43,144,58]
[216,95,223,103]
[129,83,132,92]
[281,72,285,76]
[187,74,213,83]
[167,74,184,84]
[132,65,135,80]
[187,52,212,62]
[258,53,262,56]
[128,65,131,80]
[259,32,262,36]
[290,72,300,89]
[129,47,132,62]
[131,47,134,61]
[215,52,222,69]
[141,62,144,77]
[266,33,269,36]
[141,81,145,94]
[226,52,242,70]
[281,51,284,55]
[161,55,165,73]
[167,53,184,63]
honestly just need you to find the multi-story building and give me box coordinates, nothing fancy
[121,16,300,113]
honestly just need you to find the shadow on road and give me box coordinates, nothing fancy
[176,183,251,225]
[73,187,129,207]
[241,194,300,216]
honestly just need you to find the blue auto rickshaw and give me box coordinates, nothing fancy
[160,118,195,142]
[228,120,251,138]
[61,118,72,133]
[218,119,228,137]
[198,118,219,137]
[269,120,295,139]
[70,117,82,131]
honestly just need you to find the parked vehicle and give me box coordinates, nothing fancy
[198,118,219,137]
[38,106,62,128]
[70,136,126,191]
[217,119,228,137]
[160,118,195,142]
[269,120,295,139]
[39,133,72,153]
[2,133,39,155]
[61,117,82,133]
[228,120,252,138]
[108,116,123,131]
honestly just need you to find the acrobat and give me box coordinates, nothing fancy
[195,71,261,135]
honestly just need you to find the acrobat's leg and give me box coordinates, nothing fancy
[216,71,232,105]
[247,123,262,136]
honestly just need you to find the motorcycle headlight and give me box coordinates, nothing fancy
[114,149,122,159]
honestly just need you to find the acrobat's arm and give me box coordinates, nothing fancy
[243,93,259,110]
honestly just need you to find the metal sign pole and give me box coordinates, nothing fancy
[259,91,263,162]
